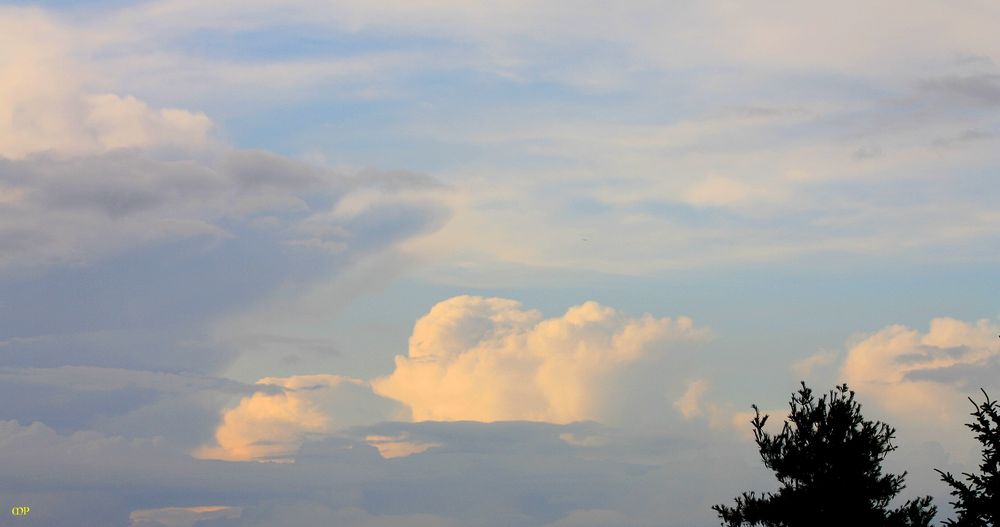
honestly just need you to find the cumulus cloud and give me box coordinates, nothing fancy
[0,9,212,159]
[841,317,1000,426]
[198,297,708,462]
[671,379,776,438]
[674,379,709,420]
[196,375,404,462]
[373,296,709,423]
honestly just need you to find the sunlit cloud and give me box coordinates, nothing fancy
[674,379,710,420]
[365,434,442,459]
[841,317,1000,427]
[373,295,709,422]
[0,9,211,159]
[196,375,403,462]
[2,0,999,524]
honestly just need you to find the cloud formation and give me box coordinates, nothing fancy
[373,296,709,422]
[842,317,1000,427]
[0,8,212,159]
[674,379,709,420]
[0,149,447,274]
[198,296,709,462]
[197,375,404,462]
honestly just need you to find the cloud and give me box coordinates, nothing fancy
[230,503,461,527]
[932,128,994,149]
[13,0,1000,279]
[0,8,449,278]
[130,506,242,527]
[0,148,448,382]
[545,509,633,527]
[920,74,1000,107]
[0,149,447,274]
[674,379,709,419]
[792,350,838,377]
[682,175,783,207]
[364,434,442,459]
[199,296,708,462]
[373,296,709,423]
[671,379,780,438]
[196,375,404,462]
[841,317,1000,427]
[0,417,780,527]
[0,8,212,159]
[0,366,254,446]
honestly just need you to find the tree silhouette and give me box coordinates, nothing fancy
[713,383,936,527]
[937,389,1000,526]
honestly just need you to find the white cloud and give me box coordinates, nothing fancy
[373,295,709,423]
[198,297,709,462]
[0,9,212,159]
[841,317,1000,427]
[9,1,1000,279]
[674,379,709,420]
[196,375,404,462]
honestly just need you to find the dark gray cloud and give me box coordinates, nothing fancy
[0,145,451,488]
[0,366,265,447]
[920,73,1000,106]
[932,128,994,148]
[0,147,448,374]
[0,148,448,274]
[0,419,767,527]
[903,355,1000,389]
[852,144,882,160]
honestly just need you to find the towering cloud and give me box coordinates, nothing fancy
[373,296,709,423]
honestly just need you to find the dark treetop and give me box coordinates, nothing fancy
[937,390,1000,527]
[714,383,936,527]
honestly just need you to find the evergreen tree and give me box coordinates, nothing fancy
[937,390,1000,526]
[713,383,936,527]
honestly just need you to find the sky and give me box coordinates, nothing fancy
[0,1,999,525]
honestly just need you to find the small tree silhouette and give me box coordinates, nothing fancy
[937,389,1000,526]
[713,383,936,527]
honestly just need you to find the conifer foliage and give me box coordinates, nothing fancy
[713,383,936,527]
[937,390,1000,527]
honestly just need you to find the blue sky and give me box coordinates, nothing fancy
[0,1,999,525]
